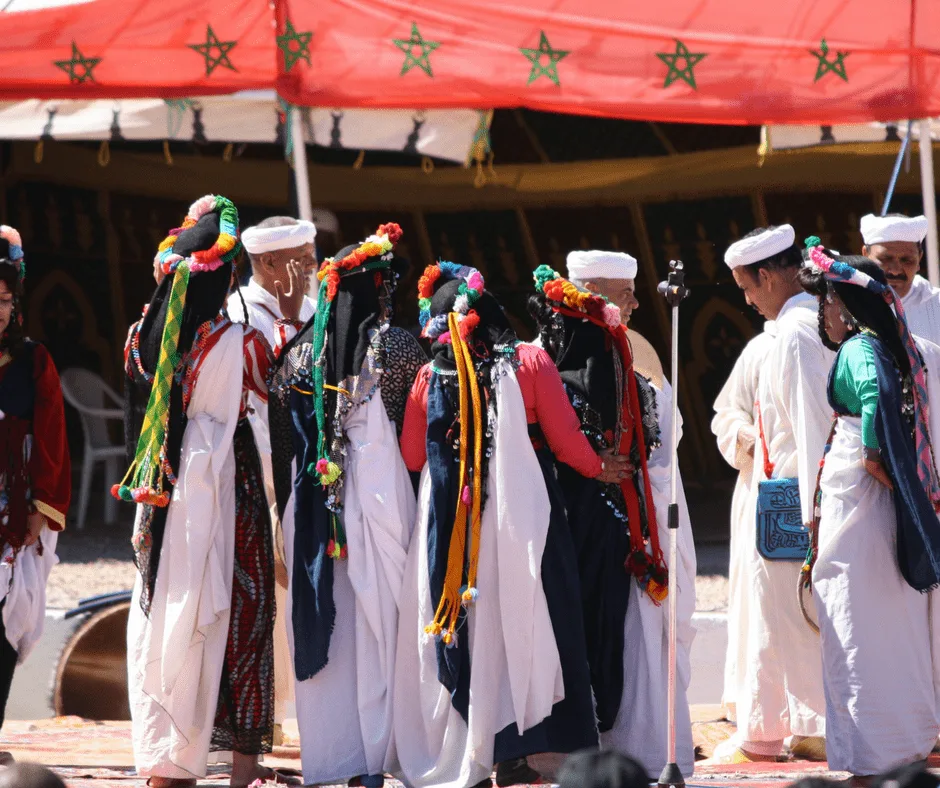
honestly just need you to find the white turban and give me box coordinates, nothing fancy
[724,224,795,269]
[566,250,637,281]
[860,213,928,246]
[242,220,316,255]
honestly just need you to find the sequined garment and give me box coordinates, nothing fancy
[210,418,275,756]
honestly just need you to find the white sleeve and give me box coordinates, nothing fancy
[779,328,834,524]
[711,350,757,470]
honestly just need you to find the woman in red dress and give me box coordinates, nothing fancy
[0,225,70,759]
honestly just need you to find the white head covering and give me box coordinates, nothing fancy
[723,224,795,269]
[860,213,928,246]
[242,219,317,255]
[566,249,638,281]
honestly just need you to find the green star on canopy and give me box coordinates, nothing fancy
[54,41,101,85]
[656,39,707,89]
[393,23,440,77]
[277,19,313,72]
[811,38,849,83]
[189,25,238,77]
[521,31,569,86]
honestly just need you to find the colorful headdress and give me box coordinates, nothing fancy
[156,195,241,276]
[533,265,668,603]
[310,222,403,559]
[113,195,241,508]
[0,226,24,283]
[418,262,487,645]
[805,236,940,510]
[418,262,485,343]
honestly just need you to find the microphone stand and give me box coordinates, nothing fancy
[656,260,690,788]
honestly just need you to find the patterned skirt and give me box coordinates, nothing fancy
[211,418,276,756]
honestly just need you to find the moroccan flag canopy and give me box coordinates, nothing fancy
[2,0,940,123]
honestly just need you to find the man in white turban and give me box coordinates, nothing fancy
[565,249,696,777]
[227,215,318,743]
[717,225,829,763]
[860,213,940,342]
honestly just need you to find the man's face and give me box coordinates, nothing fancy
[863,241,922,298]
[583,277,639,325]
[732,265,781,320]
[261,242,317,288]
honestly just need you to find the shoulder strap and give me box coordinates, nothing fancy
[756,400,775,479]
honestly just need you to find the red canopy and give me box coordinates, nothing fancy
[2,0,940,123]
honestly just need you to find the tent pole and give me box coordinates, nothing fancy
[290,106,313,223]
[918,119,939,287]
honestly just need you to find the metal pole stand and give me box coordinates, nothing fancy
[656,260,690,788]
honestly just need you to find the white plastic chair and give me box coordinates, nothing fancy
[59,368,125,530]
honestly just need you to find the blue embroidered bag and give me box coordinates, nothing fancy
[755,404,809,561]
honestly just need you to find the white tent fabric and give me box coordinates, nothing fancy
[763,121,939,152]
[0,91,489,163]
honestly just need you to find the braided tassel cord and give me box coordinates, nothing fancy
[425,313,484,645]
[113,262,190,507]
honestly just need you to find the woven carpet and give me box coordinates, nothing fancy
[1,714,936,787]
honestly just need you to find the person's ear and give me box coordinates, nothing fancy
[862,244,871,258]
[757,267,772,288]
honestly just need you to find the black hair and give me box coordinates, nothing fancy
[558,750,650,788]
[739,226,803,278]
[798,266,840,352]
[833,255,911,376]
[0,261,24,358]
[801,250,912,375]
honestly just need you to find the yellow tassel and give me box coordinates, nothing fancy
[647,578,669,604]
[33,140,44,164]
[320,461,342,486]
[97,140,110,167]
[163,140,174,166]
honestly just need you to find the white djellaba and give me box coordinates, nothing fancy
[127,325,243,778]
[599,378,697,777]
[711,324,776,720]
[813,335,940,775]
[281,383,416,785]
[735,293,832,754]
[393,359,565,788]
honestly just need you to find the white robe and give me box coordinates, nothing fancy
[282,384,415,784]
[0,528,58,661]
[710,325,776,715]
[127,325,243,778]
[393,361,565,788]
[813,336,940,775]
[600,380,697,778]
[900,275,940,345]
[737,293,831,750]
[227,279,314,725]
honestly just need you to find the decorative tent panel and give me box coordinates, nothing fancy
[0,94,487,162]
[3,0,940,122]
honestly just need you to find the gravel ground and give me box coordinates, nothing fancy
[48,512,732,611]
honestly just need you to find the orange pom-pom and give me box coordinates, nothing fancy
[458,310,480,339]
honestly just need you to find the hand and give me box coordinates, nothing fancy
[738,428,756,459]
[24,511,46,548]
[596,450,635,485]
[152,255,165,286]
[864,458,893,489]
[274,260,306,323]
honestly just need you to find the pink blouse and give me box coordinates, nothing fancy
[401,343,602,479]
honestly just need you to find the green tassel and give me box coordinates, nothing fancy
[805,235,822,249]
